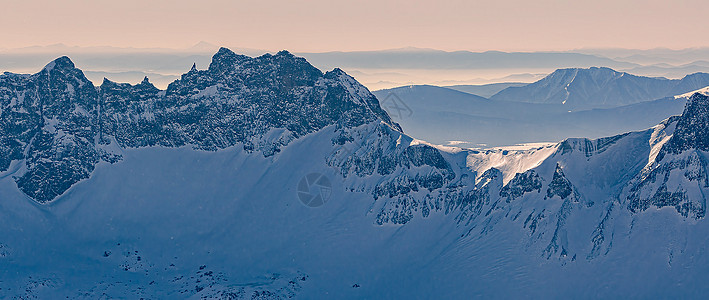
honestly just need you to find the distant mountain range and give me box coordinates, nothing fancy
[489,67,709,108]
[574,47,709,65]
[443,82,527,98]
[373,84,690,147]
[298,48,638,71]
[373,67,709,148]
[6,45,709,90]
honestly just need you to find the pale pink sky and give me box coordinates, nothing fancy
[2,0,708,52]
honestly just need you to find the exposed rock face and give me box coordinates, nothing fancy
[500,170,543,202]
[546,164,578,201]
[625,94,709,219]
[662,93,709,155]
[1,57,100,202]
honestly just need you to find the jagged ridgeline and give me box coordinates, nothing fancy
[0,48,399,203]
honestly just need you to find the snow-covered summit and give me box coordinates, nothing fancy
[491,67,709,108]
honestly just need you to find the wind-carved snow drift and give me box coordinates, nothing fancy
[2,49,709,298]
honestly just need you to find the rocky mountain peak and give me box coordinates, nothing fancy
[662,93,709,155]
[43,56,76,72]
[208,47,248,72]
[136,76,158,91]
[100,77,114,86]
[275,50,294,57]
[38,55,92,87]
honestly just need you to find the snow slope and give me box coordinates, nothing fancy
[675,85,709,99]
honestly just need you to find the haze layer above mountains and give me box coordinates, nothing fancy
[4,44,709,90]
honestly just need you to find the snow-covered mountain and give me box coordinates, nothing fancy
[490,67,709,108]
[2,49,709,298]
